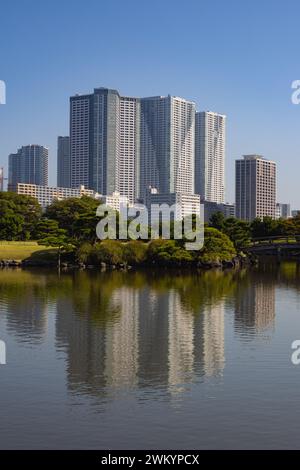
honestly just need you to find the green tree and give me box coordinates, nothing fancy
[210,211,225,231]
[223,217,251,249]
[37,221,72,269]
[76,242,94,264]
[251,216,285,238]
[32,218,63,240]
[197,227,236,264]
[92,240,124,266]
[0,192,41,240]
[122,240,148,265]
[45,196,100,240]
[147,239,194,265]
[0,199,24,240]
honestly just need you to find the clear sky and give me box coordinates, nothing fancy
[1,0,300,207]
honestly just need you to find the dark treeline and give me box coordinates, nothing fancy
[1,192,300,267]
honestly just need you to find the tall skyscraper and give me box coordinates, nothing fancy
[140,95,195,201]
[235,155,276,221]
[57,136,70,187]
[69,93,92,189]
[195,111,226,204]
[8,145,48,190]
[70,88,140,203]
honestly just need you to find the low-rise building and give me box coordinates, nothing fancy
[99,191,129,212]
[15,183,96,209]
[146,191,201,222]
[204,201,235,223]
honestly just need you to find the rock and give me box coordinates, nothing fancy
[222,260,234,268]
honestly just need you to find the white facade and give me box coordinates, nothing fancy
[99,191,129,212]
[195,111,226,204]
[116,96,140,203]
[140,95,195,200]
[16,183,95,209]
[147,192,201,221]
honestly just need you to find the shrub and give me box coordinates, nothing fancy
[198,227,236,263]
[92,240,124,265]
[76,242,94,264]
[122,241,148,265]
[147,239,194,265]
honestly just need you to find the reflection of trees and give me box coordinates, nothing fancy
[1,260,300,399]
[0,270,49,343]
[53,270,233,397]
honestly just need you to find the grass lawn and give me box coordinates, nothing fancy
[0,241,56,260]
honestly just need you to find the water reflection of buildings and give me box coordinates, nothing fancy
[104,288,139,388]
[200,302,225,377]
[3,293,48,343]
[168,294,225,388]
[235,280,275,334]
[55,284,225,398]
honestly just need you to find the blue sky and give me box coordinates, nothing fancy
[0,0,300,207]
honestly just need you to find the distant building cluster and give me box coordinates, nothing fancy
[4,86,293,220]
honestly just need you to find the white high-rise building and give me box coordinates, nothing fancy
[195,111,226,204]
[117,95,140,203]
[235,155,276,221]
[140,95,195,201]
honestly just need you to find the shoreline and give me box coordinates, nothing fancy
[0,254,256,271]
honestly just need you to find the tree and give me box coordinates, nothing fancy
[92,240,124,266]
[0,199,24,240]
[36,219,72,269]
[197,227,236,263]
[0,192,41,240]
[251,216,285,239]
[32,218,63,240]
[223,217,251,249]
[45,196,100,240]
[122,240,148,265]
[210,211,225,231]
[147,239,194,265]
[76,242,94,264]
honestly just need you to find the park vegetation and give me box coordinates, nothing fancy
[1,191,300,268]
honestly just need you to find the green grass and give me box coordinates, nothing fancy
[0,241,56,260]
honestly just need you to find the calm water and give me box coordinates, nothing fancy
[0,261,300,449]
